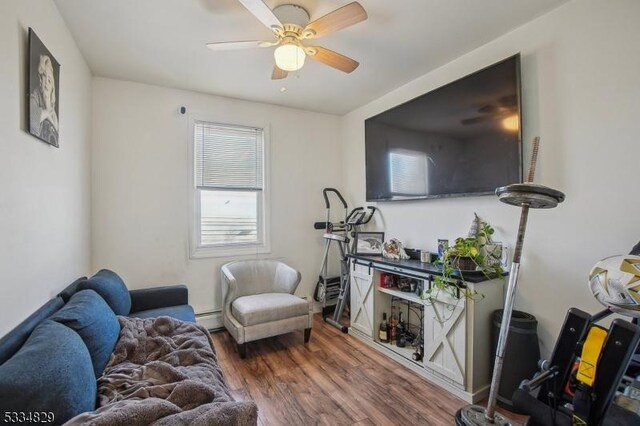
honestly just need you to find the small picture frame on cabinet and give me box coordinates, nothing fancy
[354,232,385,256]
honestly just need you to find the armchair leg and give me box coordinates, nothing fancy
[304,328,312,343]
[237,343,247,358]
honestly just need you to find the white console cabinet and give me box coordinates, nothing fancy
[348,255,505,403]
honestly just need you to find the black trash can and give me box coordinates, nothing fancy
[491,309,540,413]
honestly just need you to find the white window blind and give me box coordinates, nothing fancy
[193,121,266,251]
[195,122,264,190]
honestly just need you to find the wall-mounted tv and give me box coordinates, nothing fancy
[365,55,522,201]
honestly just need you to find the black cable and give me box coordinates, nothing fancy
[405,301,424,355]
[407,306,423,319]
[387,298,424,352]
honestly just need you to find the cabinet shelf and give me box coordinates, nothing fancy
[375,341,422,367]
[377,286,424,304]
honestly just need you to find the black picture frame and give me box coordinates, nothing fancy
[28,28,60,147]
[354,232,385,256]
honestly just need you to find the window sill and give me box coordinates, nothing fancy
[190,244,271,259]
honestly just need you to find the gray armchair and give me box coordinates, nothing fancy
[221,260,313,358]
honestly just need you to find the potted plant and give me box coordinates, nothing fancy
[422,223,504,304]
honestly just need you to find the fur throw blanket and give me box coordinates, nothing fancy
[65,316,257,426]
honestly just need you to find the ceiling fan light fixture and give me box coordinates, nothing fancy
[274,44,305,72]
[502,114,520,132]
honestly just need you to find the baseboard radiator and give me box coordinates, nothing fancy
[195,310,223,331]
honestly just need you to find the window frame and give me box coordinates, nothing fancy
[188,117,270,259]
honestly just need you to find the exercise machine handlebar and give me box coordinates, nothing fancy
[346,206,377,226]
[322,188,347,209]
[314,206,377,231]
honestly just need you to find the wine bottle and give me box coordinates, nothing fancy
[379,312,389,343]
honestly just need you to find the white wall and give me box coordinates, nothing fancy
[0,1,92,335]
[91,78,342,324]
[341,0,640,356]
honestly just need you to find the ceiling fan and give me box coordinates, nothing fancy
[206,1,368,80]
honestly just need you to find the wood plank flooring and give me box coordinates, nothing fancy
[211,314,525,426]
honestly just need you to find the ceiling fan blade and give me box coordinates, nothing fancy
[237,0,283,33]
[498,94,518,107]
[302,2,367,39]
[478,104,500,114]
[271,66,288,80]
[478,105,514,116]
[308,46,359,73]
[461,115,493,125]
[206,40,272,51]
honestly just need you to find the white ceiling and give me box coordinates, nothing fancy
[54,0,569,115]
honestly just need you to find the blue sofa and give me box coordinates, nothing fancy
[0,269,197,425]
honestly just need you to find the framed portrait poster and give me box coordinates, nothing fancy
[28,28,60,147]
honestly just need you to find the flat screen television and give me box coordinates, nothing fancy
[365,55,522,201]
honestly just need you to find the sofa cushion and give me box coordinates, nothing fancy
[78,269,131,315]
[56,276,88,302]
[129,304,196,323]
[232,293,308,326]
[50,290,120,377]
[0,320,97,425]
[0,297,64,366]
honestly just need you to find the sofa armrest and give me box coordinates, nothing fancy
[129,285,189,313]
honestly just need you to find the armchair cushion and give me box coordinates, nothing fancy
[232,293,308,326]
[222,260,302,299]
[78,269,131,315]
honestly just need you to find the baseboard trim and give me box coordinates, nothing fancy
[196,310,223,331]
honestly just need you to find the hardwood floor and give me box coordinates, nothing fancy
[211,314,526,426]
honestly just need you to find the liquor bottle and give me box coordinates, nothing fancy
[389,307,398,343]
[396,311,405,337]
[379,312,389,343]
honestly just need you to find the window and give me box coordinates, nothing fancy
[191,121,268,257]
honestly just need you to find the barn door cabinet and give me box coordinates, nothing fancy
[349,261,375,337]
[348,254,505,404]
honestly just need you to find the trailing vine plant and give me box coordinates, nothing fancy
[421,223,504,317]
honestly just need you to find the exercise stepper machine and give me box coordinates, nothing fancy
[313,188,376,333]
